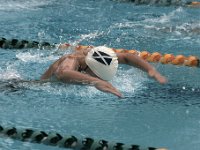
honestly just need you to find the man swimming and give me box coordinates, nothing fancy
[41,46,167,98]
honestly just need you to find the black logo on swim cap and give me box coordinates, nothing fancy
[92,51,112,65]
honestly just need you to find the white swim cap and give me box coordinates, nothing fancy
[85,46,118,81]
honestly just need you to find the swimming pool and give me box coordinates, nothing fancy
[0,0,200,150]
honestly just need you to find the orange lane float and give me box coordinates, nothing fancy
[58,43,199,67]
[147,52,163,62]
[160,54,175,64]
[140,51,151,60]
[171,55,186,65]
[185,56,199,67]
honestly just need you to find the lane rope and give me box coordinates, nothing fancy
[112,0,200,7]
[0,125,167,150]
[0,37,54,49]
[61,44,200,68]
[1,37,199,67]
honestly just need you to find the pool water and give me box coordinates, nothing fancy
[0,0,200,150]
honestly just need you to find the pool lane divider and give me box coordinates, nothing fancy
[0,37,199,67]
[0,125,167,150]
[73,44,199,67]
[0,37,54,49]
[113,0,200,7]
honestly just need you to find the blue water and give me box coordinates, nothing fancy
[0,0,200,150]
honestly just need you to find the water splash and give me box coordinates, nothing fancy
[144,7,184,24]
[71,31,105,46]
[0,0,56,11]
[0,66,21,80]
[16,52,58,63]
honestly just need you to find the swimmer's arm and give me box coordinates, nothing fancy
[56,69,100,84]
[41,65,57,80]
[56,70,122,98]
[54,56,121,97]
[117,53,167,84]
[41,55,68,80]
[117,53,155,72]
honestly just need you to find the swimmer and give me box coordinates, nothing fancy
[41,46,167,98]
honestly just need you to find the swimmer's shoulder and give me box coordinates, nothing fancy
[59,52,78,59]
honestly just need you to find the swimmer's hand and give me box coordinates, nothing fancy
[94,80,122,98]
[148,69,167,84]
